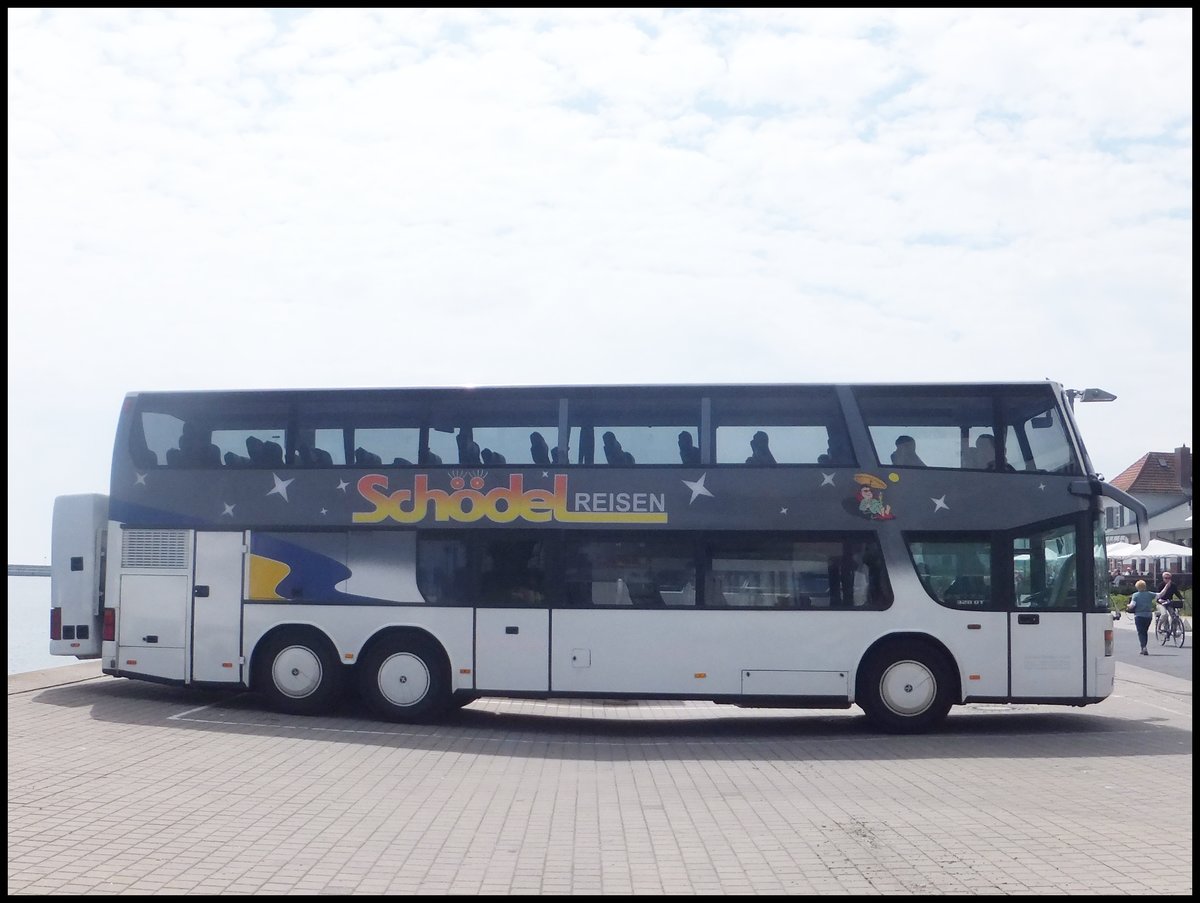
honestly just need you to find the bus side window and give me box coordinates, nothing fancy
[479,539,545,605]
[416,536,469,605]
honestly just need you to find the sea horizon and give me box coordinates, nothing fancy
[9,576,77,675]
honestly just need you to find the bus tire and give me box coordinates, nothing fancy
[858,642,954,734]
[253,628,343,716]
[358,635,451,723]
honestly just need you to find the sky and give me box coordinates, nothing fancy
[7,8,1193,566]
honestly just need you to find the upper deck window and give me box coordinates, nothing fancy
[856,386,1079,475]
[134,396,291,468]
[710,388,854,466]
[424,395,560,467]
[567,391,701,466]
[1000,393,1078,475]
[296,395,429,467]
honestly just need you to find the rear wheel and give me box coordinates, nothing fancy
[1157,616,1169,645]
[858,643,954,734]
[358,635,451,723]
[252,628,343,716]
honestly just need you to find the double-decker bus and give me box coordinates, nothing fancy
[49,381,1149,732]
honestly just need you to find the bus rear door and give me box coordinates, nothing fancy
[49,494,107,660]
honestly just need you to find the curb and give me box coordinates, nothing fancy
[8,660,104,694]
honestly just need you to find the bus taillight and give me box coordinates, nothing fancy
[103,608,116,642]
[50,608,62,641]
[1104,629,1114,656]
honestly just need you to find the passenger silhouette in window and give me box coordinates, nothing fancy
[966,434,995,469]
[602,431,634,465]
[745,431,776,465]
[678,431,700,465]
[355,447,382,466]
[245,436,267,465]
[530,432,551,465]
[262,441,285,467]
[891,435,925,467]
[456,428,481,465]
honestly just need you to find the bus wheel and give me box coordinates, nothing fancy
[358,636,451,723]
[253,628,343,716]
[858,644,953,734]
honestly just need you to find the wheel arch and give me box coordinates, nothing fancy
[357,626,451,676]
[249,622,344,688]
[854,632,962,704]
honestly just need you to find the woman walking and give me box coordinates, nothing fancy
[1126,579,1157,655]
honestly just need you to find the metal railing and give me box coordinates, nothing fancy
[8,565,51,577]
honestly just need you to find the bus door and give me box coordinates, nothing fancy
[470,536,551,692]
[1009,610,1084,697]
[1009,528,1084,698]
[190,531,246,684]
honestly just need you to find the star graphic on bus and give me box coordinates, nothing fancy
[336,479,349,492]
[820,472,836,486]
[268,473,295,502]
[134,472,147,486]
[222,503,235,517]
[932,495,949,512]
[682,473,714,503]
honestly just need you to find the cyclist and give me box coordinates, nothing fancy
[1156,571,1185,636]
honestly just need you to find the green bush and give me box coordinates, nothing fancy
[1109,588,1191,618]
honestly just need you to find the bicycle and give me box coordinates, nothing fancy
[1155,603,1187,648]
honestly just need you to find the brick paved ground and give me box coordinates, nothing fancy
[8,661,1192,895]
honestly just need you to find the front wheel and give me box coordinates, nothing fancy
[252,628,343,716]
[358,635,451,723]
[1173,617,1187,648]
[858,643,954,734]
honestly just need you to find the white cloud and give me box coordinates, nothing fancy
[7,7,1192,563]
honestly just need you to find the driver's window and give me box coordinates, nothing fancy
[1014,524,1078,610]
